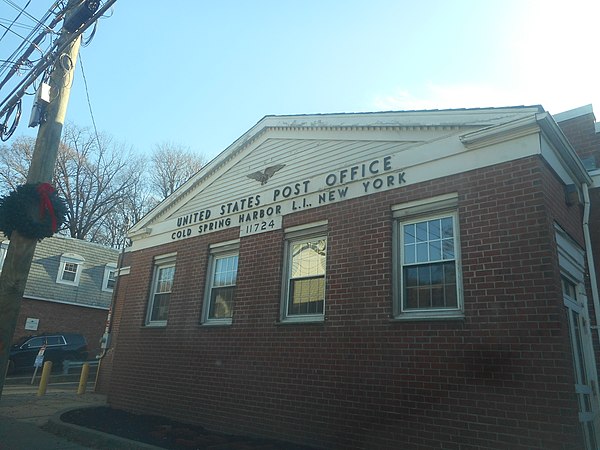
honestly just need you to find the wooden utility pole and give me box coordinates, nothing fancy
[0,2,82,398]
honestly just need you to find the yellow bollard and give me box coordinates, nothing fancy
[77,362,90,395]
[37,361,53,396]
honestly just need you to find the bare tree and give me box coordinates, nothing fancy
[0,136,35,194]
[0,128,205,247]
[150,142,205,200]
[55,124,148,242]
[0,124,153,246]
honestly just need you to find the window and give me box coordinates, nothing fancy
[393,194,462,320]
[202,240,239,325]
[281,222,327,322]
[44,336,65,346]
[556,224,600,448]
[56,253,84,286]
[146,253,176,326]
[103,264,117,292]
[25,337,45,349]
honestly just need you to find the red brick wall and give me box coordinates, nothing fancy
[14,298,108,357]
[95,252,131,393]
[105,155,584,449]
[559,112,600,166]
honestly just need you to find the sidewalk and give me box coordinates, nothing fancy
[0,379,158,449]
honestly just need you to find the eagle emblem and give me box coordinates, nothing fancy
[246,164,286,185]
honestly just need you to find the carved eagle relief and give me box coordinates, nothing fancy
[246,164,286,185]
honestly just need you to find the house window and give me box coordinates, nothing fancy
[202,240,239,325]
[146,253,176,326]
[393,194,463,320]
[281,222,327,322]
[103,264,117,292]
[56,253,85,286]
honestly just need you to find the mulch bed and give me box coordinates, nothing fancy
[61,406,317,449]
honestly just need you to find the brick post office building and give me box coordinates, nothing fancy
[99,105,600,449]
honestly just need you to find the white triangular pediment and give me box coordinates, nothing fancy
[130,107,564,250]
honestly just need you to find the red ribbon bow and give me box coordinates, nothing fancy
[37,183,57,233]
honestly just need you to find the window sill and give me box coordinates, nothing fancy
[391,311,465,322]
[143,322,167,328]
[56,280,80,287]
[201,319,233,327]
[276,316,325,326]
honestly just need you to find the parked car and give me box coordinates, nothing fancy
[8,333,88,373]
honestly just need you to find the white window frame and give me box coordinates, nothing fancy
[280,221,327,323]
[392,193,463,320]
[202,240,239,326]
[0,241,8,271]
[56,253,85,286]
[556,224,600,448]
[102,263,118,292]
[145,253,176,327]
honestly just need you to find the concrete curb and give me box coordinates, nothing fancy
[44,406,163,450]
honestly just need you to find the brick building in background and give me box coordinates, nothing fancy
[1,235,119,356]
[97,105,600,449]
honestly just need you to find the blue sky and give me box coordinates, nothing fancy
[1,0,598,161]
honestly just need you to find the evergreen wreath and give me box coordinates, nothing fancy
[0,183,67,240]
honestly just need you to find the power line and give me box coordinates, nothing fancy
[0,0,31,44]
[0,0,117,140]
[78,53,101,148]
[0,1,63,80]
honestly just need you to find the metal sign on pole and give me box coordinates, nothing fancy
[30,344,47,384]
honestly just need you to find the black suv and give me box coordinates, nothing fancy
[8,333,88,373]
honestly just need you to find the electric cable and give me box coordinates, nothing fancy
[0,0,118,127]
[0,98,21,141]
[78,52,101,150]
[0,0,31,44]
[81,20,97,47]
[0,0,63,81]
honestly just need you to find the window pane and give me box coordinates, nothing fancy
[405,287,418,309]
[207,254,238,321]
[62,270,76,282]
[157,266,175,293]
[46,336,62,346]
[416,222,428,242]
[418,265,431,285]
[291,239,326,278]
[404,243,415,264]
[403,261,458,311]
[442,238,455,259]
[428,220,441,240]
[429,240,441,261]
[444,261,456,281]
[431,287,444,307]
[416,242,428,262]
[214,255,238,287]
[148,262,175,323]
[151,292,170,321]
[209,286,235,319]
[62,262,78,281]
[404,224,416,244]
[442,217,454,238]
[431,263,443,285]
[405,266,418,287]
[28,338,45,348]
[418,287,431,308]
[288,276,324,315]
[444,284,458,307]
